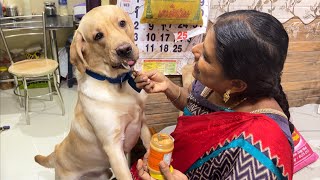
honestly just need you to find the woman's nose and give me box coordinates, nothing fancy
[192,43,203,61]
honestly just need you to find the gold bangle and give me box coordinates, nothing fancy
[170,87,181,103]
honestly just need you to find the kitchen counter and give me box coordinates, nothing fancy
[0,15,74,29]
[46,15,74,29]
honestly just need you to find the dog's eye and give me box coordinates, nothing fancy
[94,32,104,41]
[119,20,126,28]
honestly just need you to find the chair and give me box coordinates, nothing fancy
[0,13,65,124]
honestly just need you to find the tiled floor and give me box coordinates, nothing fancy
[0,81,320,180]
[0,82,77,180]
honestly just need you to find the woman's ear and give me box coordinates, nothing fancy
[230,79,247,94]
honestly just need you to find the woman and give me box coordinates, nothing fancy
[134,10,294,180]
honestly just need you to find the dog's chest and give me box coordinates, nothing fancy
[83,97,143,153]
[79,78,147,152]
[80,77,146,104]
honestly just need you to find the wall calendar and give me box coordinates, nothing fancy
[117,0,210,75]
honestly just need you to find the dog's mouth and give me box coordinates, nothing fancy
[111,60,136,70]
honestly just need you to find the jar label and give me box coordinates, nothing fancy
[163,152,172,166]
[148,148,172,171]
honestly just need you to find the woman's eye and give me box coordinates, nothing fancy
[202,55,208,62]
[202,52,211,63]
[119,20,126,27]
[94,32,104,40]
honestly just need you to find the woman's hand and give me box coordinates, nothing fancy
[134,70,169,93]
[137,159,154,180]
[159,161,189,180]
[134,70,187,110]
[137,159,188,180]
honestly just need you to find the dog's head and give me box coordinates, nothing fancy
[70,5,139,78]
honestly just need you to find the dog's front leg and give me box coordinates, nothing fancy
[91,118,132,180]
[84,117,132,179]
[140,121,151,150]
[140,112,151,151]
[102,142,132,180]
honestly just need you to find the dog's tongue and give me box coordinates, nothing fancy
[121,60,136,70]
[127,60,135,66]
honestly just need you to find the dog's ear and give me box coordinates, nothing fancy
[124,12,134,38]
[70,30,88,73]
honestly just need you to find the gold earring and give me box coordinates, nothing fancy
[223,90,231,103]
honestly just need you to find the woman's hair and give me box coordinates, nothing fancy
[214,10,293,132]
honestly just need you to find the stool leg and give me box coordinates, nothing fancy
[14,76,23,107]
[48,74,53,101]
[53,72,65,115]
[23,78,30,125]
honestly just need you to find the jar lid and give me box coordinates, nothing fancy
[150,133,174,150]
[44,2,55,6]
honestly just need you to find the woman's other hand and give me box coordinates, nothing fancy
[137,160,188,180]
[137,159,154,180]
[159,161,188,180]
[134,70,169,93]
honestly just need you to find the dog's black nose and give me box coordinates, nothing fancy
[116,44,132,58]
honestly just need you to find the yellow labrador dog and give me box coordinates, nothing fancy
[35,5,151,180]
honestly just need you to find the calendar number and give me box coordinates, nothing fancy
[160,33,170,41]
[134,33,138,41]
[146,33,156,41]
[134,21,139,30]
[178,24,188,28]
[160,44,169,52]
[135,6,139,18]
[149,24,154,30]
[200,0,204,6]
[173,45,182,52]
[146,44,154,52]
[161,24,172,31]
[177,31,188,41]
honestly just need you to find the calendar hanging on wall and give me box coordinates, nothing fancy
[117,0,210,75]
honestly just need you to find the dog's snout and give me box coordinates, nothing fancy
[116,44,132,58]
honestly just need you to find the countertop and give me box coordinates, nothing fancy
[45,15,74,29]
[0,15,74,29]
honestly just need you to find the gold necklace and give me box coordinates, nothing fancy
[227,97,247,110]
[200,86,247,110]
[200,86,287,116]
[251,108,288,119]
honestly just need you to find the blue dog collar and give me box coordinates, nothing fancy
[85,69,141,93]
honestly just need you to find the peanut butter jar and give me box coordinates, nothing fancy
[148,133,174,180]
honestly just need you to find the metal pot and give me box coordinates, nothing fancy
[6,5,19,17]
[44,2,57,16]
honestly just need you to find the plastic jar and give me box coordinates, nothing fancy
[58,0,68,16]
[147,133,174,180]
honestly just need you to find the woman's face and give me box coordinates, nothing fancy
[192,28,231,94]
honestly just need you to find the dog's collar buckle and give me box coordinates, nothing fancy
[85,69,141,93]
[120,76,123,89]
